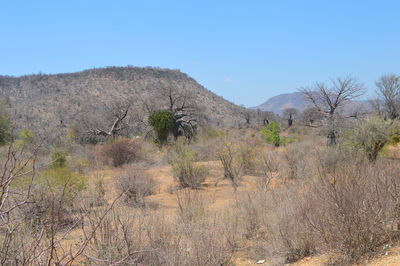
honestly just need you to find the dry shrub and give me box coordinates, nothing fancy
[282,140,317,179]
[85,208,153,265]
[218,142,244,190]
[145,191,237,265]
[190,135,225,161]
[270,158,400,264]
[176,189,207,224]
[190,128,227,161]
[255,150,280,191]
[83,173,107,207]
[168,144,208,189]
[98,138,143,167]
[117,166,156,207]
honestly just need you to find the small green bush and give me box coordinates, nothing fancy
[149,110,174,144]
[261,121,281,147]
[169,144,207,189]
[51,148,68,168]
[14,128,35,147]
[344,117,393,162]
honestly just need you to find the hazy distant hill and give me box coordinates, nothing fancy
[254,91,371,115]
[253,92,307,114]
[0,67,246,138]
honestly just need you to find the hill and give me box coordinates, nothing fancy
[253,91,306,114]
[0,67,246,139]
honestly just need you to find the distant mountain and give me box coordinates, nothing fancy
[253,92,307,114]
[253,91,371,115]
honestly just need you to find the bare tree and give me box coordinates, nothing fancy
[375,74,400,120]
[256,109,275,126]
[242,109,255,125]
[86,101,132,138]
[283,108,299,127]
[167,87,200,140]
[300,76,366,145]
[300,107,324,127]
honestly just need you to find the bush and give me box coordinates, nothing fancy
[0,104,11,146]
[344,117,393,161]
[261,122,281,147]
[51,148,68,168]
[169,144,207,189]
[117,166,156,207]
[149,110,174,144]
[22,167,86,227]
[270,159,400,264]
[218,142,243,190]
[99,138,142,167]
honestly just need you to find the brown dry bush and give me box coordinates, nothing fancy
[98,138,143,167]
[219,143,244,191]
[282,139,319,179]
[117,166,156,207]
[255,150,280,191]
[145,190,237,265]
[84,208,153,265]
[270,158,400,264]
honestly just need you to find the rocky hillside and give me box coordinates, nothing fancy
[0,67,246,138]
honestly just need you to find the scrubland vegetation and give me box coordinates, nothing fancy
[1,73,400,265]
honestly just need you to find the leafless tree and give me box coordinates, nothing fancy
[167,87,200,140]
[86,101,132,138]
[242,109,255,125]
[375,74,400,120]
[256,109,275,126]
[300,76,366,145]
[283,108,299,127]
[300,107,324,127]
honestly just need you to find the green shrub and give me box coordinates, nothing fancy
[0,105,11,146]
[51,148,68,168]
[149,110,174,144]
[261,122,281,147]
[169,144,207,189]
[14,129,35,147]
[344,118,393,162]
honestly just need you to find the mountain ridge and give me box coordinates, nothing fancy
[0,66,246,139]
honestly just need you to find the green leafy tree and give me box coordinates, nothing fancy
[261,121,281,147]
[149,110,174,144]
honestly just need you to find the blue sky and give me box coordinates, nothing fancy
[1,1,399,106]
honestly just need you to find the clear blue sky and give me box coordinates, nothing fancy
[1,1,399,106]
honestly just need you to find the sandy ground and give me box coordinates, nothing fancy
[85,154,400,266]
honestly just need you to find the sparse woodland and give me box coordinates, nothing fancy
[1,69,400,265]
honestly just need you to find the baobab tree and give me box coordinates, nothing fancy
[300,76,366,145]
[142,86,201,142]
[283,108,299,127]
[374,74,400,120]
[256,109,275,126]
